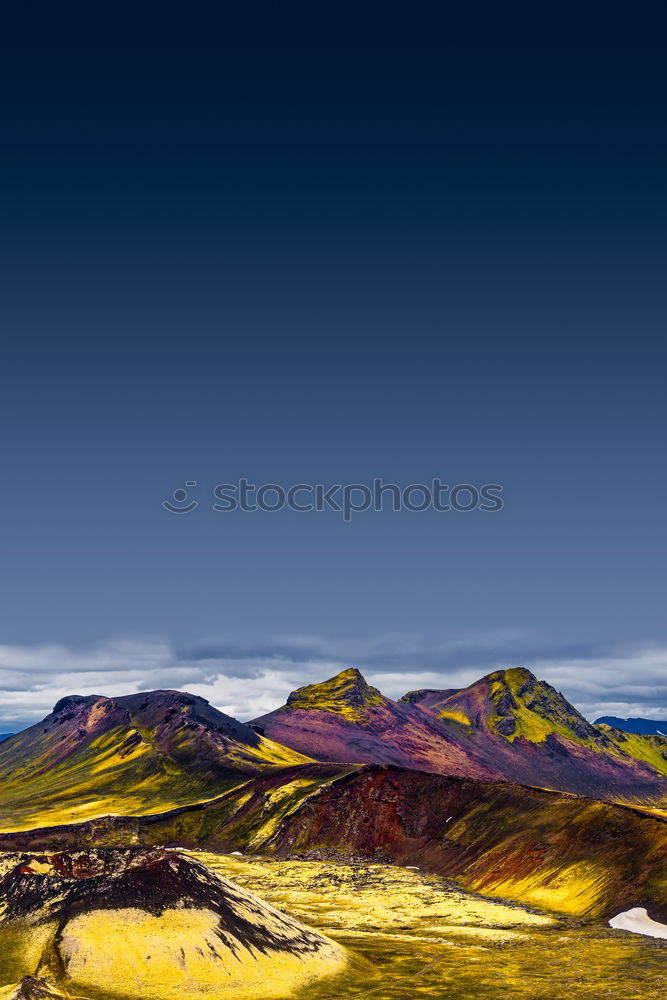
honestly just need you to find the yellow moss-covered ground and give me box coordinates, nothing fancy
[0,702,312,833]
[193,853,667,1000]
[437,709,471,728]
[58,906,345,1000]
[598,726,667,776]
[194,854,556,938]
[0,850,664,998]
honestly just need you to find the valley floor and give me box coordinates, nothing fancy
[194,852,667,1000]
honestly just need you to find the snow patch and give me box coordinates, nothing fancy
[609,907,667,940]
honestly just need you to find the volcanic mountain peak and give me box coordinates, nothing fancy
[285,668,386,720]
[0,689,312,832]
[436,667,603,744]
[46,688,289,751]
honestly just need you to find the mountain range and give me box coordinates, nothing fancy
[1,668,666,837]
[252,667,667,807]
[0,665,665,926]
[595,716,667,735]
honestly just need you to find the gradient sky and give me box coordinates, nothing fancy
[1,6,666,728]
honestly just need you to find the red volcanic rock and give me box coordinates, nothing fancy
[263,765,667,921]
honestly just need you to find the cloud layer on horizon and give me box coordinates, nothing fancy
[0,632,666,731]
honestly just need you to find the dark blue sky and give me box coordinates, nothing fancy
[1,5,666,726]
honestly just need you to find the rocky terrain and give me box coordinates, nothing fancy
[0,977,87,999]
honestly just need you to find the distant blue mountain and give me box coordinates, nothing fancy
[595,716,667,736]
[0,734,13,743]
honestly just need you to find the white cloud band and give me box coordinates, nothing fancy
[0,632,665,730]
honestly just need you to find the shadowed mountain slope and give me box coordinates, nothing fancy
[252,668,667,806]
[399,688,459,711]
[0,691,311,831]
[0,848,346,1000]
